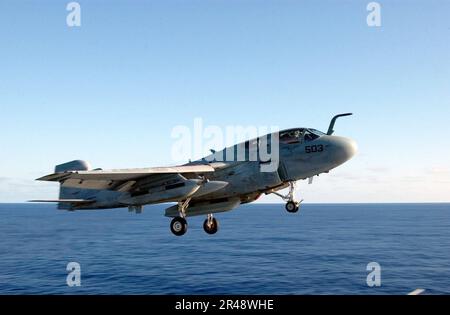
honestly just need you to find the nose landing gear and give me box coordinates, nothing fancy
[272,182,303,213]
[285,201,299,213]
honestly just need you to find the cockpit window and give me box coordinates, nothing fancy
[279,129,304,144]
[308,128,326,136]
[304,131,317,142]
[279,128,321,144]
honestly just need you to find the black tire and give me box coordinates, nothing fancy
[203,217,219,235]
[285,201,299,213]
[170,217,188,236]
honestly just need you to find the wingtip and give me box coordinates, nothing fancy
[35,172,72,182]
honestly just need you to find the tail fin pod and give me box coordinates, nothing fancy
[55,160,91,173]
[57,160,92,209]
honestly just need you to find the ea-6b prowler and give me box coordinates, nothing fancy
[32,114,357,236]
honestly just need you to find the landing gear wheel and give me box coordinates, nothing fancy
[170,217,188,236]
[271,181,303,213]
[203,217,219,235]
[285,201,299,213]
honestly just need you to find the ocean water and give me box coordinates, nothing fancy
[0,203,449,295]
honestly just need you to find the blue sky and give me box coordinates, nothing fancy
[0,0,449,202]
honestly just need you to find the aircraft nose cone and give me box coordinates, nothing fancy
[332,136,357,163]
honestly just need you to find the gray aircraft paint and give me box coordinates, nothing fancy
[33,115,357,219]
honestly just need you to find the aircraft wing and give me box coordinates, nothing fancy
[36,164,216,192]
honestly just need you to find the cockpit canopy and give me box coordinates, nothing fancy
[279,128,325,144]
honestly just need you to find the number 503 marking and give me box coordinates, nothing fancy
[305,144,324,153]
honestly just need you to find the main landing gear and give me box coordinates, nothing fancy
[272,182,303,213]
[170,198,190,236]
[203,214,219,235]
[169,198,220,236]
[170,216,188,236]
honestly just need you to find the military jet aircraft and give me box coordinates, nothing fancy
[32,113,357,236]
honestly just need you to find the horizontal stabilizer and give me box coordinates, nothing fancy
[29,199,95,204]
